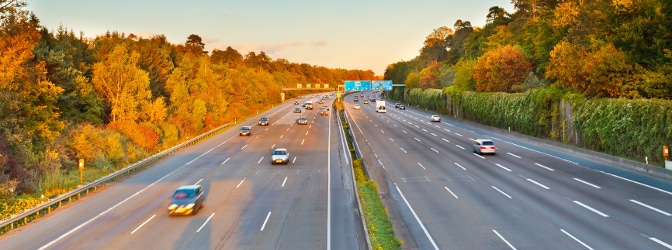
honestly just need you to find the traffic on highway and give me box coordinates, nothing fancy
[0,94,364,250]
[346,91,672,249]
[2,90,671,250]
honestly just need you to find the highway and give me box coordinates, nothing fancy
[0,95,365,250]
[346,91,672,249]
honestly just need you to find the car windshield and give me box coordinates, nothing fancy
[274,150,287,155]
[174,190,195,199]
[482,141,494,145]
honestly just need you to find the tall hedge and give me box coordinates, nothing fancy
[445,87,672,166]
[450,88,564,138]
[572,98,672,164]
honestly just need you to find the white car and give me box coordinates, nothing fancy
[271,148,290,164]
[473,139,496,155]
[431,115,441,122]
[354,104,361,110]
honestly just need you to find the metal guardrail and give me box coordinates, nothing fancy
[0,122,233,233]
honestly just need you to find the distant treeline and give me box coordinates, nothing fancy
[0,1,374,200]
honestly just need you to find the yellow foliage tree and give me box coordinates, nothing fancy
[92,44,151,122]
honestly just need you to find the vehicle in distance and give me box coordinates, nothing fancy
[376,100,386,113]
[294,107,301,113]
[168,185,204,216]
[354,97,359,102]
[323,105,330,111]
[399,104,406,110]
[354,104,361,110]
[297,117,308,125]
[320,109,329,116]
[431,115,441,122]
[258,118,269,126]
[395,102,400,108]
[239,126,252,136]
[363,100,369,104]
[271,148,289,164]
[294,100,299,105]
[473,139,497,155]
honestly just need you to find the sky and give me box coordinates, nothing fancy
[26,0,513,76]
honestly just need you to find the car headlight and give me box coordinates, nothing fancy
[168,204,177,210]
[185,203,195,209]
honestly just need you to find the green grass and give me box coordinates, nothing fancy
[356,167,402,249]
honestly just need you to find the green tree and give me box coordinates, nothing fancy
[446,20,474,65]
[453,59,477,90]
[185,34,207,55]
[35,26,103,124]
[419,26,452,66]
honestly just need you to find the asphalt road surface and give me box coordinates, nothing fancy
[0,95,365,250]
[347,91,672,250]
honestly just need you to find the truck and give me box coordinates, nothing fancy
[376,100,386,113]
[305,100,313,110]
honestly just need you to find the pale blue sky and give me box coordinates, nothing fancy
[26,0,512,75]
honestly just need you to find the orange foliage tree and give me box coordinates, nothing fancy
[473,45,532,92]
[546,40,634,98]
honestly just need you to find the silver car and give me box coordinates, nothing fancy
[473,139,496,155]
[271,148,289,164]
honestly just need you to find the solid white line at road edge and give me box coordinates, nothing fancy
[394,183,439,250]
[38,169,174,250]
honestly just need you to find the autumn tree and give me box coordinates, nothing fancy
[404,71,420,89]
[418,61,441,89]
[211,46,243,67]
[92,44,151,122]
[546,40,634,98]
[0,3,65,194]
[473,45,531,92]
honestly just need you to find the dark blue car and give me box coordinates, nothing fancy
[168,185,204,215]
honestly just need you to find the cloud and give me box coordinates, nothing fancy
[201,36,219,44]
[310,40,328,46]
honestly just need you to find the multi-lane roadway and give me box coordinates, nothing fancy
[346,91,672,249]
[4,90,672,250]
[1,95,365,250]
